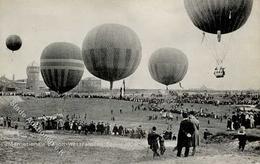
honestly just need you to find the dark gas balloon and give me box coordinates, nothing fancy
[148,47,188,87]
[184,0,253,34]
[6,35,22,52]
[40,42,84,94]
[82,23,142,89]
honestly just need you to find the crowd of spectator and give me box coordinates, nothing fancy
[25,114,146,139]
[0,116,16,128]
[1,90,259,107]
[227,110,260,130]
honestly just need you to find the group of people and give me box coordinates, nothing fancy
[63,120,146,138]
[3,89,259,107]
[141,99,227,124]
[158,108,226,121]
[227,110,260,131]
[127,92,259,107]
[148,112,200,158]
[0,116,13,128]
[26,114,147,139]
[147,110,255,158]
[177,93,259,106]
[63,120,112,135]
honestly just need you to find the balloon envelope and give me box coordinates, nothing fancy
[148,48,188,86]
[82,23,142,89]
[184,0,253,34]
[6,35,22,51]
[40,42,84,94]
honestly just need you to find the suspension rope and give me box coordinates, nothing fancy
[220,32,233,64]
[204,34,220,66]
[219,0,234,65]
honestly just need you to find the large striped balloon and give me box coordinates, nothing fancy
[6,35,22,52]
[40,42,84,94]
[149,48,188,87]
[82,24,142,89]
[184,0,253,34]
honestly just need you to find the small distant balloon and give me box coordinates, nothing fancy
[148,47,188,88]
[6,35,22,52]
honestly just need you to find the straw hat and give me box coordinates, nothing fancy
[238,126,246,135]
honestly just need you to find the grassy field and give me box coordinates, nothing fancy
[0,97,231,134]
[0,96,259,164]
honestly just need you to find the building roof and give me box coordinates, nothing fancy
[0,76,12,83]
[28,61,39,67]
[82,77,101,81]
[0,76,16,88]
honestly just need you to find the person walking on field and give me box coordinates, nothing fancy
[148,126,162,158]
[177,113,195,157]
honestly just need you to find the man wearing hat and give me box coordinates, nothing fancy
[177,113,195,157]
[148,126,162,158]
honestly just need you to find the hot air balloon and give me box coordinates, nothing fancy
[184,0,253,36]
[82,24,142,90]
[184,0,253,78]
[6,35,22,52]
[40,42,84,94]
[148,47,188,89]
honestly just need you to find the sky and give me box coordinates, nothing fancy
[0,0,259,90]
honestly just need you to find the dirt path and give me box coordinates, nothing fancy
[0,128,259,164]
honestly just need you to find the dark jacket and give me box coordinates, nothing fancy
[148,131,161,150]
[177,118,195,147]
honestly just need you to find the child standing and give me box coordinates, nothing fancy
[237,126,247,151]
[159,134,166,155]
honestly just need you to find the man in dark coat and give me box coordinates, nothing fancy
[113,124,118,135]
[148,126,162,158]
[177,113,195,157]
[118,125,124,136]
[7,117,11,128]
